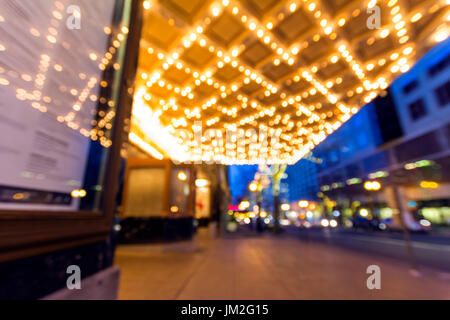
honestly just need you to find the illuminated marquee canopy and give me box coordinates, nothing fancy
[131,0,449,164]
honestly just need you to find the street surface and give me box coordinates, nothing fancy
[292,227,450,270]
[115,229,450,299]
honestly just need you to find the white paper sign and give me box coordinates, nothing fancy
[0,0,115,210]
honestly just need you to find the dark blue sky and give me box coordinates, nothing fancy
[228,165,257,204]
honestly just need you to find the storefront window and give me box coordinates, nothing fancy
[169,169,191,216]
[123,167,166,217]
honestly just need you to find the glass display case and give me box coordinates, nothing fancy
[119,159,196,243]
[0,0,142,262]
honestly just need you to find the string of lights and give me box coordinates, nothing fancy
[124,0,448,163]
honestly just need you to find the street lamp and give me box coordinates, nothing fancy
[360,208,369,217]
[281,203,290,211]
[239,200,250,210]
[177,171,187,181]
[363,181,381,223]
[298,200,309,208]
[71,189,87,198]
[249,181,263,192]
[364,180,381,191]
[195,178,209,187]
[249,182,258,192]
[320,219,329,227]
[420,181,439,189]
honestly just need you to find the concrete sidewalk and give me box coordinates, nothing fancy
[115,230,450,300]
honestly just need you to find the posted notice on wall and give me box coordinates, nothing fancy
[0,0,115,211]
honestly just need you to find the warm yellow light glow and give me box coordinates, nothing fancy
[127,0,444,165]
[364,181,381,191]
[211,6,221,17]
[177,171,187,181]
[78,189,86,198]
[289,3,297,12]
[281,203,290,211]
[71,190,80,198]
[0,78,9,86]
[129,132,164,160]
[433,25,449,43]
[420,181,439,189]
[12,193,25,200]
[195,179,209,187]
[249,182,258,192]
[298,200,309,208]
[308,3,316,11]
[360,209,369,217]
[71,189,86,198]
[411,12,422,23]
[239,201,251,210]
[320,219,329,227]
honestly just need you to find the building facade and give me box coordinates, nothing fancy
[312,39,450,228]
[285,158,319,202]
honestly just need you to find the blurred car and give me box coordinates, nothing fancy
[352,216,378,231]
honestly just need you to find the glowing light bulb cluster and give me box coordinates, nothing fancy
[132,0,447,164]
